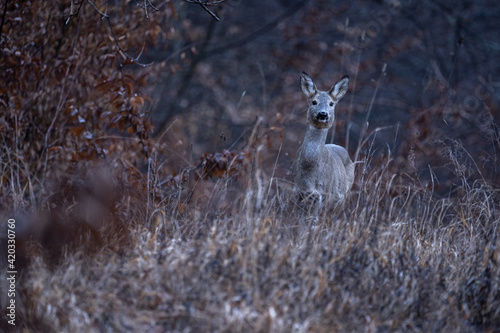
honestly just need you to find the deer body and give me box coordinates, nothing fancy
[291,72,354,210]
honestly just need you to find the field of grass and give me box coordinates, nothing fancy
[2,147,499,332]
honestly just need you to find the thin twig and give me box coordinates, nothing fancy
[87,0,109,18]
[183,0,225,5]
[354,63,386,163]
[206,1,305,56]
[0,0,9,41]
[183,0,221,21]
[65,1,84,24]
[89,3,153,69]
[42,8,83,177]
[136,0,159,19]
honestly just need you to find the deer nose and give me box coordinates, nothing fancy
[317,112,328,121]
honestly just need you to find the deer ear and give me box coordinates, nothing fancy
[329,75,349,101]
[300,71,317,98]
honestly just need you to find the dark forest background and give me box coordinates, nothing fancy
[149,0,500,192]
[2,0,499,210]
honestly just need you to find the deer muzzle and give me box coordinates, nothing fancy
[316,112,328,122]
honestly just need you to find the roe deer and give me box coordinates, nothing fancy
[291,72,355,213]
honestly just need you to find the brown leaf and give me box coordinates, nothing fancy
[70,126,85,136]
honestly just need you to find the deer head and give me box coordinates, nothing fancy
[300,71,349,129]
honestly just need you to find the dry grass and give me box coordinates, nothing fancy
[1,145,499,333]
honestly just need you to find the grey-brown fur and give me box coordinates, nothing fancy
[291,72,355,212]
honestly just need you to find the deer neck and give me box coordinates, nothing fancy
[300,126,329,167]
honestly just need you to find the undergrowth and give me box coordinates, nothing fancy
[1,143,499,332]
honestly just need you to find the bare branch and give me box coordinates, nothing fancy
[87,0,109,18]
[102,17,153,68]
[136,0,159,19]
[183,0,225,4]
[206,1,305,56]
[0,0,9,41]
[65,1,85,24]
[78,0,154,70]
[183,0,222,21]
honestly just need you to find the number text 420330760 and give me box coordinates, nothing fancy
[6,218,17,326]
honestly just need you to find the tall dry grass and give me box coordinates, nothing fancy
[2,139,499,333]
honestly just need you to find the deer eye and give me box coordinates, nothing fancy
[329,102,334,107]
[312,100,317,105]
